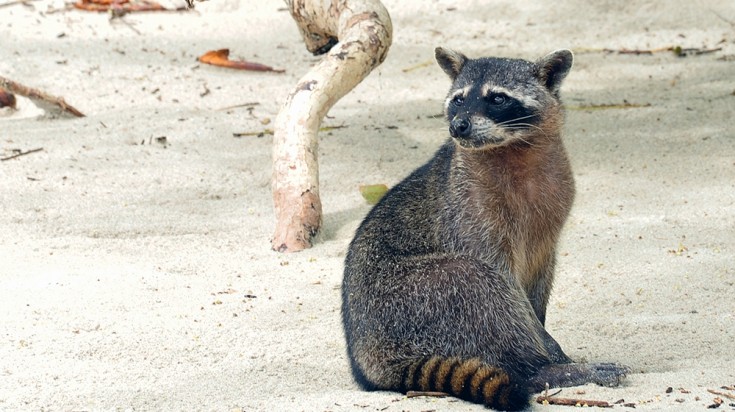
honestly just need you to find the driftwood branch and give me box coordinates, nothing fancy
[0,76,85,117]
[271,0,392,252]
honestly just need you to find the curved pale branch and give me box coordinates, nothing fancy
[272,0,392,252]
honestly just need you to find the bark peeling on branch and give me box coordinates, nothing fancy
[271,0,392,252]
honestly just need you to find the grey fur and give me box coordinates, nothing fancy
[342,48,628,410]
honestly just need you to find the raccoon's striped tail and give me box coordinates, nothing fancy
[401,356,529,411]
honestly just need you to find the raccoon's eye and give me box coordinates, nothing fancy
[451,95,465,106]
[487,93,507,106]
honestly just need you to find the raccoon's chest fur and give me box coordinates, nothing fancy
[439,142,574,288]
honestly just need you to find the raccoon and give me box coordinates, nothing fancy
[341,48,629,411]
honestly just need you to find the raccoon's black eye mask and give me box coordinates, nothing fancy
[485,93,508,106]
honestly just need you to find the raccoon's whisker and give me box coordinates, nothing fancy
[513,134,535,146]
[505,123,545,133]
[503,123,552,146]
[495,114,540,126]
[505,123,550,140]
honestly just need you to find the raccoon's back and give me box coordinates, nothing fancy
[346,142,453,263]
[342,142,453,386]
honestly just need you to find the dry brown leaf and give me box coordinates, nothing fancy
[198,49,285,73]
[72,0,179,12]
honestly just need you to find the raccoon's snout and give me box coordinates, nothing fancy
[449,117,471,138]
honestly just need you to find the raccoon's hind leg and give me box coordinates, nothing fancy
[528,362,631,392]
[345,255,553,408]
[538,327,572,364]
[381,255,553,374]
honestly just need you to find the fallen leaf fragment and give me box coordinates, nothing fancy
[0,88,16,109]
[198,49,285,73]
[359,184,389,205]
[707,396,723,408]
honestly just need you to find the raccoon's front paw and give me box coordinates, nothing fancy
[587,362,630,387]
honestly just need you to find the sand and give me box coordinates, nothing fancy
[1,0,734,410]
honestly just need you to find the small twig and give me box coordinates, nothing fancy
[199,82,210,97]
[600,46,722,57]
[708,389,735,401]
[0,0,38,8]
[672,46,722,57]
[217,102,260,111]
[317,124,348,132]
[406,391,449,398]
[43,2,74,13]
[567,102,651,111]
[232,125,346,138]
[606,46,673,55]
[184,0,206,8]
[594,46,670,55]
[1,147,44,161]
[536,395,612,408]
[233,128,274,138]
[109,8,142,35]
[711,9,735,27]
[0,76,84,117]
[401,60,433,73]
[546,389,563,398]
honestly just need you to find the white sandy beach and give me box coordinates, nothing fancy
[1,1,734,410]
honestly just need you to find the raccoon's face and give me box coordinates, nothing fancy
[444,80,542,149]
[436,48,573,150]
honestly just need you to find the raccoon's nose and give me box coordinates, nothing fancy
[449,118,471,138]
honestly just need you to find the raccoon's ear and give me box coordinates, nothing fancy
[536,49,574,95]
[435,47,467,80]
